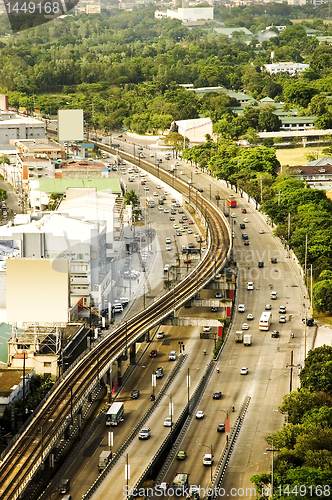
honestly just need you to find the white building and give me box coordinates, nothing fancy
[0,111,45,144]
[155,7,214,22]
[264,62,309,76]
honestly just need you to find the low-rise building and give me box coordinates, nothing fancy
[0,111,45,144]
[278,157,332,190]
[264,62,309,76]
[173,118,213,143]
[0,367,34,415]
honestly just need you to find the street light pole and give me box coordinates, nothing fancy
[166,393,173,434]
[199,443,213,484]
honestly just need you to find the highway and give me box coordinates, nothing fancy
[0,149,231,500]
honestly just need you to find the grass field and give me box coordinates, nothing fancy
[275,147,327,166]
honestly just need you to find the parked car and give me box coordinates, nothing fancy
[203,326,211,332]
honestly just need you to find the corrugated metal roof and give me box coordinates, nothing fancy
[0,323,23,366]
[307,157,332,166]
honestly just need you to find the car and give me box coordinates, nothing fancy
[242,323,249,330]
[271,330,280,338]
[171,210,176,215]
[238,304,245,313]
[211,307,218,312]
[279,306,286,313]
[197,188,203,192]
[183,259,191,264]
[180,227,185,232]
[157,331,165,339]
[177,450,187,460]
[240,367,248,375]
[241,208,247,213]
[242,234,248,240]
[215,292,223,298]
[173,224,179,229]
[158,206,164,211]
[217,423,225,432]
[153,192,158,196]
[188,242,195,248]
[155,367,164,378]
[150,153,154,157]
[156,184,161,189]
[180,171,185,175]
[203,453,214,465]
[243,218,249,223]
[258,261,264,268]
[157,158,162,163]
[247,282,254,290]
[178,209,184,214]
[150,350,157,358]
[182,215,187,220]
[175,203,181,208]
[176,230,182,236]
[231,213,236,218]
[197,236,203,243]
[164,264,170,272]
[131,389,140,399]
[166,246,171,251]
[265,304,272,310]
[259,229,264,234]
[194,232,199,238]
[279,316,286,323]
[170,216,175,221]
[244,241,250,246]
[139,427,151,439]
[203,326,211,332]
[224,212,229,217]
[196,410,205,419]
[188,220,194,224]
[144,186,149,191]
[164,209,169,213]
[271,257,278,264]
[212,391,222,399]
[164,417,173,427]
[169,350,177,360]
[247,314,254,320]
[182,224,188,229]
[166,237,171,244]
[240,223,245,229]
[187,228,193,234]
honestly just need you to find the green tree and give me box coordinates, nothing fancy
[313,280,332,314]
[124,189,139,208]
[283,81,318,108]
[279,390,328,425]
[258,105,282,132]
[300,345,332,392]
[164,132,189,157]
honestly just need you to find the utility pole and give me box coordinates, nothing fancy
[266,439,280,497]
[286,351,298,392]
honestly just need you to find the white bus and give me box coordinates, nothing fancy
[259,312,272,331]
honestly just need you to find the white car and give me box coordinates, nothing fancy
[196,410,205,419]
[165,238,171,244]
[180,171,185,175]
[173,224,179,229]
[164,417,172,427]
[144,186,149,191]
[279,316,286,323]
[150,154,155,157]
[188,229,193,234]
[242,323,249,330]
[243,218,249,223]
[203,453,214,465]
[166,246,171,251]
[265,304,272,310]
[247,282,254,290]
[247,313,254,320]
[158,206,164,211]
[241,367,248,375]
[231,213,236,218]
[153,192,158,196]
[203,326,211,332]
[259,229,264,234]
[238,304,245,313]
[157,184,161,189]
[164,208,169,213]
[156,331,165,339]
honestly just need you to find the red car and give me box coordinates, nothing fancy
[188,220,194,225]
[241,208,247,213]
[244,241,250,245]
[184,259,191,264]
[150,350,157,358]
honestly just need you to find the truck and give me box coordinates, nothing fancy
[227,197,237,208]
[106,402,124,426]
[235,331,243,343]
[98,451,112,472]
[173,473,189,493]
[243,334,252,346]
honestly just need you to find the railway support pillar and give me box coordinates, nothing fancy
[117,358,123,386]
[130,343,136,365]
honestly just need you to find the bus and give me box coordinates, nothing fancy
[106,402,124,426]
[146,197,154,208]
[259,312,272,331]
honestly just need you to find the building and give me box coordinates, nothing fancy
[0,367,34,415]
[264,62,309,76]
[212,27,253,39]
[280,158,332,190]
[7,323,91,380]
[0,111,45,144]
[155,7,214,23]
[173,118,213,143]
[58,158,110,178]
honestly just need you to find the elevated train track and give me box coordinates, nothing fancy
[0,147,231,500]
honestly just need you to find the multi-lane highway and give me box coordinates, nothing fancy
[0,150,231,500]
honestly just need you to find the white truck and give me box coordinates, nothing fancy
[98,451,112,472]
[235,331,243,343]
[243,334,252,346]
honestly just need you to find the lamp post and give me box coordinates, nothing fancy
[199,443,213,484]
[166,393,173,433]
[216,408,229,444]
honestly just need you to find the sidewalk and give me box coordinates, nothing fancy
[313,323,332,349]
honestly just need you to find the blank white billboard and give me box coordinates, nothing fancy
[58,109,84,142]
[6,259,69,323]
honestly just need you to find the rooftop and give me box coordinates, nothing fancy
[0,368,24,397]
[33,178,122,195]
